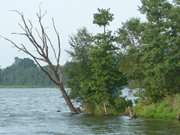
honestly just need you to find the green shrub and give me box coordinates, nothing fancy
[134,94,180,119]
[83,97,131,116]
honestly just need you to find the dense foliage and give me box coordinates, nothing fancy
[64,9,129,115]
[118,0,180,102]
[0,57,53,87]
[65,0,180,115]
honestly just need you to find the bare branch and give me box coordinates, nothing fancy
[0,9,79,113]
[52,18,61,71]
[0,34,23,51]
[45,33,57,60]
[35,28,43,41]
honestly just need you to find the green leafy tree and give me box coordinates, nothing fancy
[118,0,180,102]
[93,8,114,33]
[65,28,93,99]
[66,9,128,115]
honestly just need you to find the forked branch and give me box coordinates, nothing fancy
[0,9,78,113]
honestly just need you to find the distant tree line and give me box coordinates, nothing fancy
[0,57,53,87]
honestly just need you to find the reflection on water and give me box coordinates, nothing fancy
[0,88,179,135]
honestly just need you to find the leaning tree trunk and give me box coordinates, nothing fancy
[58,83,78,113]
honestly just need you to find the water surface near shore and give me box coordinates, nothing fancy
[0,88,179,135]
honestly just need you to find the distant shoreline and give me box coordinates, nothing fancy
[0,85,55,88]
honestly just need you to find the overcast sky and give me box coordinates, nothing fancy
[0,0,143,68]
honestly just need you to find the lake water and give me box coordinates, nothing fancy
[0,88,179,135]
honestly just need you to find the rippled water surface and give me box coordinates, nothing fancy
[0,88,179,135]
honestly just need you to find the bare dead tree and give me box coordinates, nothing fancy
[0,10,79,113]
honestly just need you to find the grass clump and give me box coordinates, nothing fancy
[135,94,180,119]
